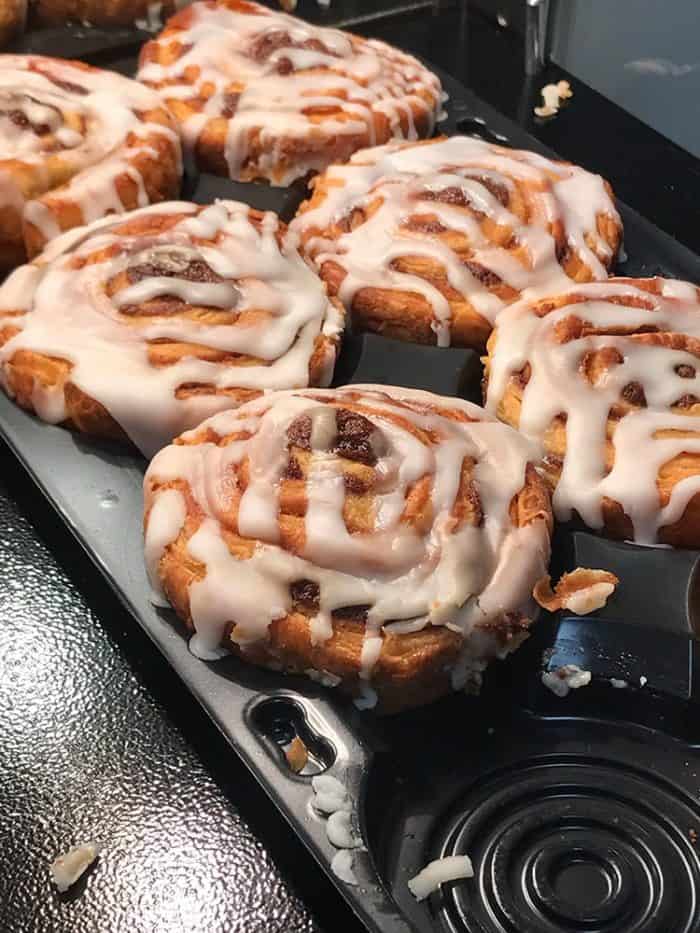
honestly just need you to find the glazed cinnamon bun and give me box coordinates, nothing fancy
[0,55,182,270]
[137,0,443,186]
[292,136,622,349]
[484,277,700,547]
[143,385,553,712]
[0,200,344,455]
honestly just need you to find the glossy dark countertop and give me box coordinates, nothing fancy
[2,5,699,933]
[0,454,353,932]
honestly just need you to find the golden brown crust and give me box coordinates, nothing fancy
[0,55,181,271]
[137,0,442,185]
[0,201,344,450]
[145,388,553,712]
[485,277,700,547]
[317,257,495,349]
[533,568,619,614]
[294,137,622,351]
[23,113,180,259]
[0,347,130,441]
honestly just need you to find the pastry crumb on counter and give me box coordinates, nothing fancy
[408,855,474,901]
[534,80,573,118]
[542,664,592,698]
[533,568,619,615]
[285,736,309,773]
[50,842,100,893]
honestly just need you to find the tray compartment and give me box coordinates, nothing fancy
[365,711,700,933]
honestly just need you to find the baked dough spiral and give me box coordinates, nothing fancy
[292,136,622,349]
[484,277,700,547]
[137,0,443,186]
[0,200,344,455]
[0,54,182,270]
[144,385,552,712]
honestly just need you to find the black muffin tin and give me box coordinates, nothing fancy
[5,22,700,933]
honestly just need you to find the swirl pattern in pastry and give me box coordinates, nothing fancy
[0,54,182,269]
[292,135,622,348]
[0,200,344,455]
[484,277,700,547]
[143,385,552,711]
[137,0,443,186]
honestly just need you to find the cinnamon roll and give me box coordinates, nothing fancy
[0,54,182,270]
[484,277,700,547]
[292,136,622,349]
[0,200,344,455]
[143,385,553,712]
[137,0,443,186]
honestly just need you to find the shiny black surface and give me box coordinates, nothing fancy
[0,453,351,932]
[3,4,700,933]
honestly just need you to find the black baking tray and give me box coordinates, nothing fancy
[4,23,700,933]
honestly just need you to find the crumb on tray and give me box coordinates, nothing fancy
[285,736,309,773]
[408,855,474,901]
[534,80,573,118]
[533,568,619,615]
[542,664,592,697]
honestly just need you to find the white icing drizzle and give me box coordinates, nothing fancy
[143,385,551,684]
[486,278,700,543]
[408,855,474,901]
[0,200,343,456]
[0,54,182,249]
[292,136,621,346]
[137,0,442,186]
